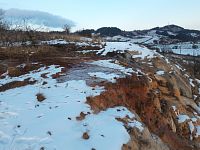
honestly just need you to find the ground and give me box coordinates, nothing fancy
[0,36,200,150]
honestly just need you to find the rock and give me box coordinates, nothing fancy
[123,127,170,150]
[170,117,177,133]
[76,112,87,121]
[82,132,89,140]
[36,93,46,102]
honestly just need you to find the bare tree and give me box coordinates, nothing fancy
[63,24,71,34]
[16,18,42,46]
[0,9,9,30]
[0,9,10,46]
[0,9,4,26]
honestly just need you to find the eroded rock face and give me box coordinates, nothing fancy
[122,128,170,150]
[86,54,200,150]
[119,111,170,150]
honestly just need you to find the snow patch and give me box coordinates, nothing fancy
[156,70,165,75]
[97,42,156,59]
[178,115,190,123]
[88,72,119,83]
[89,59,134,75]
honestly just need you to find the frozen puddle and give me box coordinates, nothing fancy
[0,61,143,150]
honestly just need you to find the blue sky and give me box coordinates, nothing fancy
[1,0,200,31]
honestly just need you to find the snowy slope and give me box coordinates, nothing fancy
[0,60,143,150]
[97,42,157,59]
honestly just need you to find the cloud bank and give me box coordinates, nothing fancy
[4,8,75,30]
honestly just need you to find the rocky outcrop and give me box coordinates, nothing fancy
[122,128,170,150]
[87,54,200,150]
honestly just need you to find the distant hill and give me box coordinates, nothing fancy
[78,25,200,42]
[96,27,122,37]
[75,27,123,37]
[130,25,200,42]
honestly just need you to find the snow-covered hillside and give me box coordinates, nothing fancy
[0,36,200,150]
[0,59,144,150]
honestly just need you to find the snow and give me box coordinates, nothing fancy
[41,39,94,47]
[172,106,177,111]
[189,79,195,87]
[88,72,119,83]
[0,65,63,86]
[130,45,156,59]
[131,36,155,44]
[128,120,144,132]
[97,42,156,59]
[167,31,177,36]
[41,39,68,45]
[196,79,200,83]
[81,107,137,150]
[175,64,183,71]
[0,62,143,150]
[0,131,10,144]
[171,49,200,56]
[178,115,190,123]
[196,126,200,137]
[80,37,93,42]
[158,42,200,56]
[191,33,198,37]
[7,38,101,48]
[165,58,170,64]
[89,59,134,75]
[188,121,195,140]
[104,36,131,42]
[156,70,165,75]
[175,111,200,139]
[184,74,190,79]
[191,117,197,122]
[78,50,99,54]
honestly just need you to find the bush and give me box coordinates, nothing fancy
[192,44,198,49]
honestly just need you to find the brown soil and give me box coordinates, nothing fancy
[0,78,36,92]
[7,64,43,77]
[82,132,90,140]
[76,112,87,121]
[36,93,46,102]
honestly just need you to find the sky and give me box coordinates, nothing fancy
[0,0,200,31]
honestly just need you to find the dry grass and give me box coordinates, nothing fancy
[0,29,102,46]
[7,64,42,77]
[36,93,46,102]
[0,78,36,92]
[0,45,65,60]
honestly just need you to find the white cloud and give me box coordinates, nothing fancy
[4,8,75,29]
